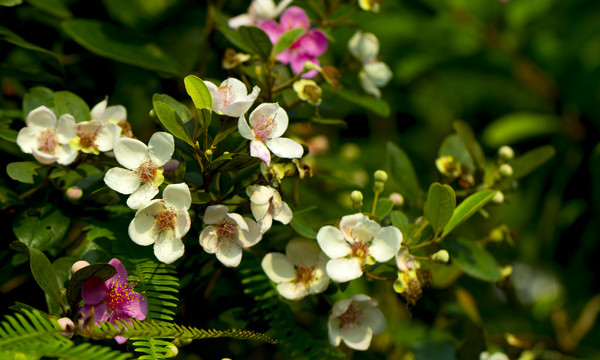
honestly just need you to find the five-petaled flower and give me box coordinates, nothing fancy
[247,184,293,233]
[199,205,262,267]
[328,294,386,351]
[204,77,260,117]
[91,97,133,138]
[238,103,303,166]
[79,258,148,344]
[104,132,175,209]
[70,120,121,155]
[128,183,192,264]
[259,6,328,78]
[16,105,77,165]
[262,238,329,300]
[316,213,403,283]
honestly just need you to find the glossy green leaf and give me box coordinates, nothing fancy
[273,28,305,56]
[482,112,560,147]
[453,120,485,170]
[191,191,213,204]
[153,101,193,145]
[390,211,409,235]
[438,134,474,170]
[27,0,71,18]
[10,241,65,310]
[23,86,55,117]
[509,145,555,180]
[238,26,273,60]
[212,118,238,147]
[445,237,501,282]
[184,75,213,133]
[290,217,317,239]
[426,183,456,236]
[152,93,194,124]
[442,190,496,237]
[206,153,259,174]
[62,19,182,76]
[386,142,422,207]
[7,161,41,184]
[54,91,90,122]
[335,88,391,117]
[13,207,70,253]
[211,6,252,53]
[374,198,394,221]
[67,263,116,310]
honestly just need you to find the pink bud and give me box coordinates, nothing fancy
[163,159,180,173]
[66,186,83,201]
[57,317,75,338]
[71,260,90,274]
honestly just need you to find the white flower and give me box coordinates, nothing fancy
[91,97,127,124]
[261,238,329,300]
[128,183,191,264]
[16,106,77,165]
[348,31,392,99]
[228,0,293,29]
[199,205,262,267]
[316,213,402,283]
[480,351,510,360]
[247,185,293,233]
[69,120,121,155]
[204,77,260,117]
[328,294,386,351]
[104,132,174,209]
[348,31,379,64]
[238,103,303,166]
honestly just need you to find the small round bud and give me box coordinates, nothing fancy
[205,149,213,158]
[163,159,179,173]
[57,317,75,338]
[149,109,156,118]
[430,250,449,264]
[498,146,515,161]
[71,260,90,274]
[350,190,363,209]
[499,164,513,177]
[491,191,504,204]
[65,186,82,201]
[374,170,388,183]
[489,227,505,243]
[500,265,513,278]
[341,143,360,161]
[389,192,404,206]
[373,180,385,193]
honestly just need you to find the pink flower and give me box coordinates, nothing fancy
[79,258,148,344]
[259,6,328,78]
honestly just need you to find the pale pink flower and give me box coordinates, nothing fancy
[247,185,293,233]
[204,77,260,117]
[328,294,386,351]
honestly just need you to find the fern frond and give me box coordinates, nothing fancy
[0,309,131,360]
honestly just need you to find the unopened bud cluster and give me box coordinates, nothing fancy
[351,190,364,210]
[373,170,388,193]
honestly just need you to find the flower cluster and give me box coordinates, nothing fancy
[348,31,392,99]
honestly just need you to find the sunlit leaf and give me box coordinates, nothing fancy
[23,86,55,117]
[374,198,394,221]
[153,101,193,145]
[442,190,496,237]
[273,28,305,56]
[290,217,317,239]
[425,183,456,236]
[13,206,70,253]
[482,112,560,147]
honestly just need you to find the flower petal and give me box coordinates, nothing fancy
[249,185,275,204]
[317,226,351,258]
[326,257,363,283]
[81,277,107,305]
[280,6,310,30]
[265,137,303,159]
[102,105,127,123]
[250,140,272,165]
[32,149,58,164]
[364,61,393,87]
[127,182,159,210]
[369,226,403,262]
[104,168,140,195]
[328,316,342,347]
[16,127,38,154]
[257,213,273,233]
[204,205,229,224]
[359,70,382,99]
[199,227,218,253]
[174,209,191,239]
[237,217,262,247]
[361,306,386,335]
[286,238,322,267]
[128,200,162,245]
[148,132,175,166]
[127,292,148,321]
[163,183,191,210]
[204,81,224,110]
[154,231,185,264]
[95,123,122,152]
[27,106,56,129]
[216,241,243,267]
[90,98,108,120]
[108,258,128,285]
[55,145,78,165]
[339,213,368,242]
[228,13,252,30]
[273,201,293,224]
[258,19,283,43]
[277,282,308,300]
[56,114,76,142]
[341,324,373,351]
[299,29,328,57]
[261,252,296,283]
[238,115,255,140]
[251,201,270,221]
[114,138,149,170]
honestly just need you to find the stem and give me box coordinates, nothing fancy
[405,219,429,246]
[371,191,380,217]
[365,271,395,281]
[272,73,302,94]
[409,237,440,250]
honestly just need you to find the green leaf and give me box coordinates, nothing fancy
[290,217,317,239]
[508,145,555,180]
[54,91,90,122]
[211,6,252,53]
[310,117,347,129]
[205,153,259,174]
[6,161,41,184]
[445,237,501,282]
[23,86,55,117]
[238,26,273,60]
[386,142,422,207]
[191,191,213,204]
[273,28,305,56]
[153,101,193,145]
[442,190,496,237]
[10,242,65,310]
[67,263,116,311]
[425,183,456,236]
[152,93,194,124]
[482,112,560,147]
[335,87,391,117]
[0,26,61,68]
[212,118,238,147]
[374,198,394,221]
[390,211,409,235]
[453,120,485,171]
[0,0,23,5]
[13,206,70,253]
[62,19,182,76]
[414,340,456,360]
[184,75,213,133]
[438,134,475,170]
[26,0,71,18]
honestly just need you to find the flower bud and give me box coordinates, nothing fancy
[396,246,415,272]
[293,79,322,106]
[163,159,179,173]
[348,31,379,63]
[149,109,156,119]
[374,170,388,183]
[389,192,404,206]
[491,191,504,204]
[499,164,513,177]
[57,317,75,338]
[436,156,462,178]
[350,190,364,209]
[71,260,90,274]
[358,0,382,13]
[373,180,385,193]
[430,250,449,263]
[65,186,82,201]
[498,145,515,161]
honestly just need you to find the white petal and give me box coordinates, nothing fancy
[359,70,382,99]
[277,282,308,300]
[148,132,174,166]
[102,105,126,122]
[228,13,252,29]
[32,149,57,164]
[204,81,224,111]
[55,145,78,165]
[16,127,38,153]
[328,316,342,347]
[203,205,228,224]
[174,209,191,239]
[331,297,354,317]
[238,115,254,140]
[154,231,185,264]
[249,185,275,205]
[104,167,140,194]
[248,103,289,138]
[56,114,76,142]
[286,239,322,267]
[199,227,218,253]
[128,201,162,246]
[95,123,121,152]
[114,138,149,169]
[251,201,270,222]
[317,226,351,259]
[351,216,381,243]
[273,201,292,224]
[228,212,249,231]
[90,98,108,120]
[222,95,259,117]
[341,325,373,351]
[237,217,262,247]
[250,140,271,165]
[265,137,303,159]
[163,183,191,210]
[127,182,159,209]
[361,306,386,335]
[257,213,273,233]
[27,106,56,129]
[216,241,243,267]
[339,213,365,242]
[308,267,330,295]
[369,226,403,262]
[270,105,289,139]
[261,253,296,283]
[326,257,363,283]
[364,61,392,87]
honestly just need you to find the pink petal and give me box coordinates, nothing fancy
[290,53,319,77]
[299,29,328,56]
[108,258,128,286]
[258,20,283,44]
[80,302,109,324]
[276,49,292,64]
[81,277,107,305]
[280,6,310,30]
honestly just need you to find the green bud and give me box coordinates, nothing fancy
[374,170,388,182]
[149,109,156,118]
[351,190,363,209]
[205,149,213,159]
[373,180,385,193]
[492,191,504,204]
[430,250,449,263]
[498,145,515,161]
[499,164,513,177]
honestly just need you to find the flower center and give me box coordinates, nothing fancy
[79,131,97,150]
[216,219,236,244]
[105,279,137,312]
[155,208,176,232]
[135,160,158,183]
[218,84,235,107]
[295,264,316,287]
[38,129,58,153]
[350,241,369,259]
[254,115,276,142]
[339,304,362,327]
